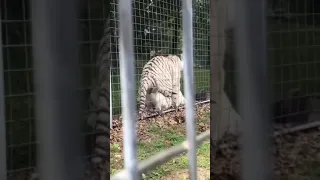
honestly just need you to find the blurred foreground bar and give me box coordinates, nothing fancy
[234,0,273,180]
[31,0,83,180]
[0,16,7,180]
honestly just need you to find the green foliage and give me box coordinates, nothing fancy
[110,0,211,71]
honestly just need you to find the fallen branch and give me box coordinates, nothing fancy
[138,99,210,120]
[273,120,320,137]
[111,100,210,129]
[110,130,210,180]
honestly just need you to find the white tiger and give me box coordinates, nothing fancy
[137,55,183,119]
[146,87,185,115]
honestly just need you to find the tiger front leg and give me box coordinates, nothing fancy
[138,106,148,120]
[153,107,163,117]
[172,93,180,112]
[171,85,181,111]
[138,111,146,120]
[171,71,181,112]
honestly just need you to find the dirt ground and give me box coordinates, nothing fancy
[110,103,210,147]
[211,127,320,180]
[8,102,320,180]
[161,168,210,180]
[111,103,210,179]
[112,104,320,179]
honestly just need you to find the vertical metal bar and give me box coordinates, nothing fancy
[31,0,83,180]
[110,72,113,128]
[209,0,221,142]
[118,0,138,180]
[0,14,8,180]
[182,0,197,179]
[234,0,272,180]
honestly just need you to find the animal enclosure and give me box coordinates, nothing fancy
[1,0,320,179]
[111,0,210,179]
[1,0,109,179]
[110,0,210,117]
[210,0,320,179]
[0,0,211,179]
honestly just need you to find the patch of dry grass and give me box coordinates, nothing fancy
[110,104,210,179]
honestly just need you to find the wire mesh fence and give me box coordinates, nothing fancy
[111,1,209,179]
[1,0,320,179]
[1,0,108,179]
[267,0,320,123]
[1,0,210,178]
[210,0,320,139]
[110,0,210,117]
[1,0,38,177]
[210,0,320,179]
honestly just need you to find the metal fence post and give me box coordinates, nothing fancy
[182,0,197,179]
[234,0,273,180]
[31,0,83,179]
[110,72,113,128]
[118,0,139,179]
[0,13,8,180]
[210,0,222,142]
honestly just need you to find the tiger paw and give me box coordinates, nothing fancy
[172,103,179,112]
[171,102,177,109]
[138,112,145,120]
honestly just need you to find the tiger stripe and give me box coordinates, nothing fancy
[137,55,183,119]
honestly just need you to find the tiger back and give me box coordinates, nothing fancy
[137,55,183,119]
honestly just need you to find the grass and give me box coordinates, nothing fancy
[110,111,210,179]
[111,68,210,114]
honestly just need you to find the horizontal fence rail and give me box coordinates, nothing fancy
[111,130,210,180]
